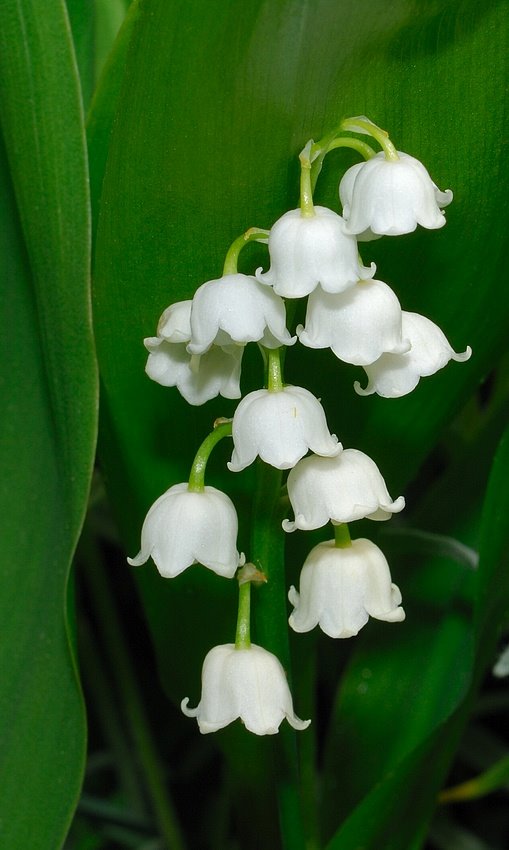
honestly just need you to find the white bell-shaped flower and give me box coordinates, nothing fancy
[156,299,194,342]
[228,385,342,472]
[145,337,242,405]
[354,311,472,398]
[338,162,382,242]
[144,300,243,405]
[298,279,410,366]
[340,152,453,236]
[255,206,375,297]
[283,448,405,532]
[288,537,405,638]
[187,273,295,355]
[181,643,310,735]
[128,483,243,578]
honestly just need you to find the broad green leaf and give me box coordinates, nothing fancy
[66,0,131,109]
[87,0,142,232]
[0,2,97,848]
[90,0,509,842]
[66,0,95,107]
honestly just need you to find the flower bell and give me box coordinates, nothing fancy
[228,385,342,472]
[181,643,310,735]
[288,537,405,638]
[144,301,243,404]
[354,311,472,398]
[340,151,453,236]
[187,273,295,355]
[283,448,405,532]
[297,278,410,366]
[256,206,375,297]
[128,483,244,578]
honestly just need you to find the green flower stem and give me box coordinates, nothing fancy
[307,131,376,194]
[334,522,352,548]
[187,419,232,492]
[235,580,252,649]
[325,136,377,160]
[299,140,315,217]
[251,461,307,850]
[266,347,284,392]
[223,227,270,275]
[340,116,399,161]
[79,527,186,850]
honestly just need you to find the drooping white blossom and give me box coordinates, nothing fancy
[181,643,310,735]
[340,152,453,236]
[283,449,405,532]
[228,385,342,472]
[288,537,405,638]
[338,162,382,242]
[354,311,472,398]
[187,273,295,355]
[156,299,195,342]
[128,483,244,578]
[145,337,243,405]
[144,300,243,404]
[255,206,375,298]
[298,279,410,366]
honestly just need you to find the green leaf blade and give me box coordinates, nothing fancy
[0,2,97,847]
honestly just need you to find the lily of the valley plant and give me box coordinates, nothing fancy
[129,115,471,736]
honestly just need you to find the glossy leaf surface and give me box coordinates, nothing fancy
[90,0,509,845]
[0,2,97,847]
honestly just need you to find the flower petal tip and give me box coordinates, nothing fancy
[453,345,472,363]
[288,715,312,731]
[353,379,374,397]
[127,552,147,567]
[181,697,199,718]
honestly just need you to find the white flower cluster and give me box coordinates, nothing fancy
[130,119,471,736]
[145,273,294,405]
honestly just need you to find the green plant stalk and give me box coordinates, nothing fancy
[187,419,232,492]
[325,137,376,160]
[439,753,509,803]
[299,141,315,218]
[80,526,185,850]
[251,460,307,850]
[266,347,284,392]
[334,523,351,548]
[235,581,252,649]
[340,116,399,161]
[223,227,270,275]
[308,132,376,192]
